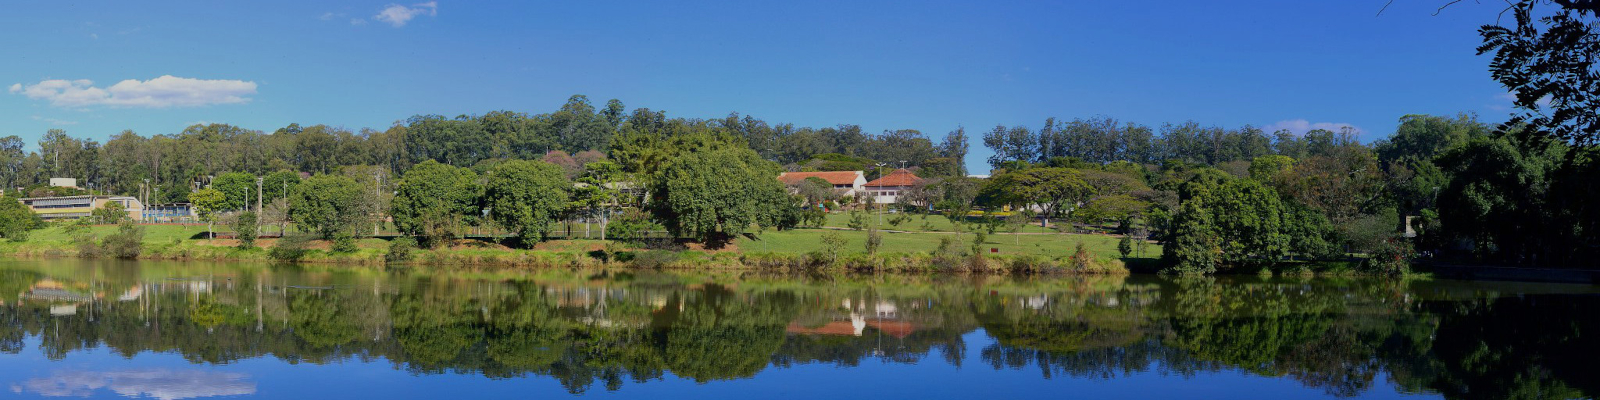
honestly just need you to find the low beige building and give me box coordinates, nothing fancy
[18,195,144,220]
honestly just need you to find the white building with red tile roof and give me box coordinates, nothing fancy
[862,169,921,204]
[778,171,867,197]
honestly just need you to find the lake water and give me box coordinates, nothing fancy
[1,259,1597,400]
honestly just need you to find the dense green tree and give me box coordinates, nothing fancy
[483,160,570,246]
[1161,190,1220,274]
[1206,179,1290,267]
[1374,114,1487,165]
[1076,194,1149,228]
[392,160,481,246]
[289,174,369,239]
[0,193,40,240]
[261,170,301,205]
[549,95,613,152]
[210,172,258,211]
[938,127,970,176]
[984,167,1089,227]
[1435,132,1571,264]
[1248,155,1295,182]
[983,124,1039,168]
[652,146,789,245]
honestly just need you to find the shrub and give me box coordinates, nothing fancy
[1069,243,1094,271]
[887,212,911,227]
[269,234,313,262]
[628,250,679,268]
[1364,236,1414,276]
[931,236,964,270]
[1008,255,1052,273]
[847,210,867,230]
[92,202,128,224]
[1118,236,1134,258]
[864,226,882,255]
[605,208,664,241]
[232,211,259,249]
[0,194,41,241]
[69,219,99,257]
[819,231,846,263]
[331,232,358,253]
[597,241,628,263]
[100,220,145,259]
[386,236,417,263]
[801,208,826,227]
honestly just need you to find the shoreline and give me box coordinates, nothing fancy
[0,241,1135,275]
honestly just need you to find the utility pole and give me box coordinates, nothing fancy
[373,171,383,236]
[874,162,887,227]
[256,177,264,215]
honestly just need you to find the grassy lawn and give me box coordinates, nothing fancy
[24,223,207,243]
[738,227,1162,261]
[4,220,1162,268]
[816,212,1061,234]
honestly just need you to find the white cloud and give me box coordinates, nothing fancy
[1263,119,1364,136]
[11,369,256,400]
[320,12,337,20]
[9,76,257,108]
[373,1,437,27]
[350,18,367,26]
[30,116,78,126]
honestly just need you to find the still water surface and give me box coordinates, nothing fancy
[1,259,1597,399]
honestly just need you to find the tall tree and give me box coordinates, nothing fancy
[652,146,789,245]
[188,188,227,239]
[983,125,1037,169]
[289,174,369,239]
[571,161,624,240]
[210,172,258,211]
[483,160,570,246]
[391,160,481,247]
[0,193,40,240]
[985,167,1090,227]
[938,127,969,176]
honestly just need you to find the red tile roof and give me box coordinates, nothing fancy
[867,320,916,338]
[779,171,862,186]
[786,321,862,336]
[864,169,921,188]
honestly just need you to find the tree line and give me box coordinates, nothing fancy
[0,95,973,204]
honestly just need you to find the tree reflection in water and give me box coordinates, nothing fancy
[0,262,1597,399]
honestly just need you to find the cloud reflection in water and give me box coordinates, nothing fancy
[10,369,256,400]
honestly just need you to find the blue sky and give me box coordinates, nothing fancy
[1,1,1519,174]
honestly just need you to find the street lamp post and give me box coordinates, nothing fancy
[256,177,264,215]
